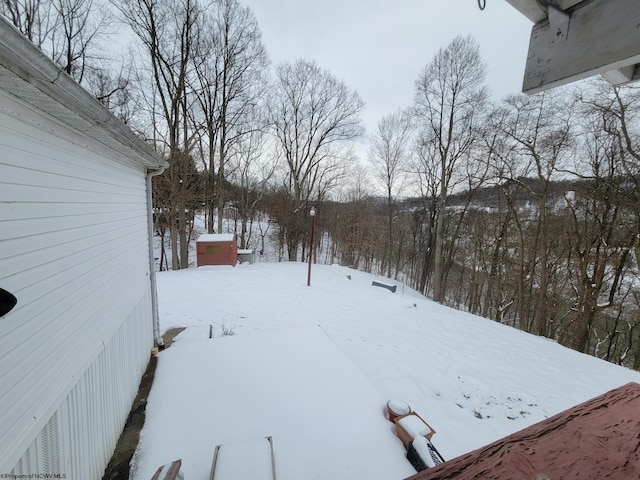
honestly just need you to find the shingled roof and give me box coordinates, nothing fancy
[407,382,640,480]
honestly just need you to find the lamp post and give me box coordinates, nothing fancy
[307,206,316,286]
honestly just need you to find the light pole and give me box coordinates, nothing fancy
[307,206,316,286]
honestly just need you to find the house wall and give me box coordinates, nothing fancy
[0,88,154,476]
[9,295,151,479]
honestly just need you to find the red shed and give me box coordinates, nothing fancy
[196,234,238,267]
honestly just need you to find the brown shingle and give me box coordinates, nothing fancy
[407,382,640,480]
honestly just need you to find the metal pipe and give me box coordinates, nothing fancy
[307,207,316,287]
[146,166,166,348]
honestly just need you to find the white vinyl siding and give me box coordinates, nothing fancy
[0,90,155,475]
[9,296,152,479]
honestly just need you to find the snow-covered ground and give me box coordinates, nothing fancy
[131,261,640,480]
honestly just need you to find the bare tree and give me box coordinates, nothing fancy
[410,133,440,295]
[476,120,520,323]
[50,0,107,82]
[565,79,640,355]
[602,85,640,271]
[2,0,111,84]
[562,129,631,353]
[269,59,364,261]
[369,109,413,277]
[115,0,203,269]
[84,52,145,127]
[490,90,574,336]
[228,110,276,249]
[1,0,56,46]
[413,35,488,302]
[191,0,268,234]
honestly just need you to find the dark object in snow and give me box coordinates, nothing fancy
[150,459,183,480]
[406,382,640,480]
[406,441,429,472]
[406,438,445,472]
[238,249,254,264]
[0,287,17,317]
[372,280,397,293]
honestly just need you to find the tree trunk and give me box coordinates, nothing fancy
[207,170,215,233]
[216,163,225,234]
[178,197,189,269]
[170,204,179,270]
[387,194,393,278]
[483,212,510,318]
[240,217,248,249]
[535,198,549,337]
[433,191,447,303]
[288,239,298,261]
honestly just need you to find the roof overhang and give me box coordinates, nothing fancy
[0,16,167,170]
[506,0,640,93]
[408,382,640,479]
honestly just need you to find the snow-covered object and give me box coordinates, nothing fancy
[131,326,415,480]
[196,234,237,266]
[211,437,274,480]
[398,415,433,439]
[411,383,640,479]
[395,413,436,449]
[135,262,640,480]
[411,437,436,469]
[150,460,184,480]
[387,399,411,421]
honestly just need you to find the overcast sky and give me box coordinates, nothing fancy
[241,0,534,142]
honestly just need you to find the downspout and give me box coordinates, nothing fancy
[146,166,166,349]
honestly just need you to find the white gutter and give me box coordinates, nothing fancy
[146,166,166,348]
[0,19,167,170]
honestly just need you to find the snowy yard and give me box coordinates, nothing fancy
[131,262,640,480]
